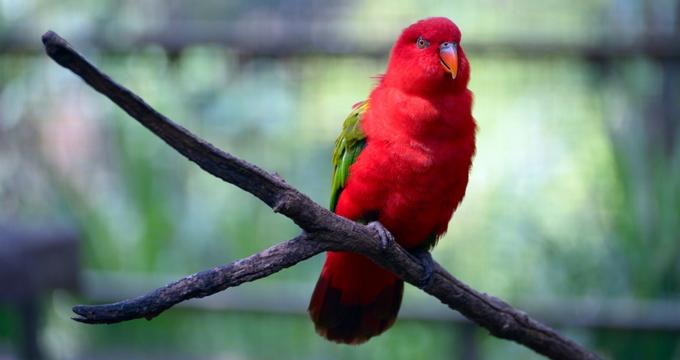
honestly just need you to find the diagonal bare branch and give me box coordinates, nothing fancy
[42,30,601,360]
[72,234,327,323]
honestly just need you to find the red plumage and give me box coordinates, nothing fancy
[309,17,476,344]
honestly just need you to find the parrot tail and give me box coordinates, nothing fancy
[308,251,403,344]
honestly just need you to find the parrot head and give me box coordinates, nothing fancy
[383,17,470,93]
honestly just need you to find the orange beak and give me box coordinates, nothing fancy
[439,42,458,79]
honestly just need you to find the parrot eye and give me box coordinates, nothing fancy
[416,36,430,49]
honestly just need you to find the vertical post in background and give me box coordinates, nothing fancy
[457,323,478,360]
[18,299,42,360]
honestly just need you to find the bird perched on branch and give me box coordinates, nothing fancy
[308,17,476,344]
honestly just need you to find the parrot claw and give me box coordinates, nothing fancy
[412,249,434,289]
[367,221,394,251]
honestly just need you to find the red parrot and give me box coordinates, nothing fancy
[308,17,476,344]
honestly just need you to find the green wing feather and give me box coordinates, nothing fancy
[330,101,368,211]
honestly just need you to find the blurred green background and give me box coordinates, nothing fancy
[1,0,679,359]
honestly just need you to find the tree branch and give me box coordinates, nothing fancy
[42,30,601,360]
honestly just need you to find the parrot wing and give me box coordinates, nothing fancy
[311,100,404,344]
[329,100,368,211]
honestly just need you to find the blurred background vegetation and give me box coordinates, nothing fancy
[1,0,679,359]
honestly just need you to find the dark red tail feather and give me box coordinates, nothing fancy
[308,251,403,344]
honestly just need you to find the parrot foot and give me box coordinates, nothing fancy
[412,249,434,289]
[367,221,394,251]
